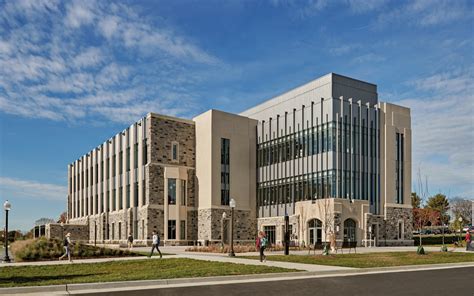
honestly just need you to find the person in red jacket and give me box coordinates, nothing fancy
[466,230,471,251]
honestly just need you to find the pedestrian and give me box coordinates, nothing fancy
[59,232,73,262]
[466,230,471,251]
[127,233,134,250]
[148,231,162,258]
[258,231,267,262]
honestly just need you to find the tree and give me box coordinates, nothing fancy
[411,192,421,208]
[426,193,450,224]
[450,197,472,225]
[318,197,335,255]
[57,212,67,223]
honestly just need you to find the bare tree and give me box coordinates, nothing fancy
[318,197,335,254]
[450,197,472,224]
[414,167,430,249]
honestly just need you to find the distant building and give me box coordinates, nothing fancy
[67,73,413,246]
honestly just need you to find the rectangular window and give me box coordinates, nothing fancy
[95,164,98,184]
[100,193,104,213]
[106,158,109,179]
[180,220,186,240]
[119,187,123,210]
[111,223,115,240]
[112,189,116,211]
[142,180,146,206]
[112,155,116,177]
[106,191,110,212]
[172,142,179,161]
[118,222,122,240]
[119,151,123,174]
[168,178,176,204]
[95,194,98,214]
[134,143,138,169]
[168,220,176,240]
[263,225,276,245]
[134,182,139,207]
[395,133,404,204]
[101,161,104,181]
[126,185,130,208]
[126,147,130,172]
[221,138,230,206]
[143,139,148,165]
[180,180,186,206]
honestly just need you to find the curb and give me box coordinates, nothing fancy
[2,262,474,295]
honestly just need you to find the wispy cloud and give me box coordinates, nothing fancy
[0,177,67,201]
[396,69,474,197]
[0,0,220,124]
[374,0,473,29]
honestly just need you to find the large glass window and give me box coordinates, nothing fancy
[168,220,176,239]
[168,178,176,204]
[134,182,139,207]
[143,139,148,165]
[119,187,123,210]
[221,138,230,205]
[119,151,123,174]
[126,185,130,208]
[126,147,130,172]
[134,143,138,169]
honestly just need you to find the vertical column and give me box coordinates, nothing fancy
[367,103,371,207]
[335,111,339,199]
[348,98,353,201]
[284,112,288,214]
[71,163,75,219]
[374,104,379,214]
[276,115,280,216]
[310,102,314,202]
[359,100,362,201]
[292,108,296,213]
[340,97,345,199]
[320,98,324,198]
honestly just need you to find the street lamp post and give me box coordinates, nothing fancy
[229,198,236,257]
[221,212,227,247]
[3,200,11,263]
[60,222,64,241]
[458,217,463,246]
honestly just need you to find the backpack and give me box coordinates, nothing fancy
[261,237,268,248]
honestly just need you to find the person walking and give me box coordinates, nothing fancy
[148,231,162,258]
[59,232,73,262]
[127,233,134,250]
[466,230,471,251]
[258,231,267,262]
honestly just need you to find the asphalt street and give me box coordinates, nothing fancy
[80,266,474,296]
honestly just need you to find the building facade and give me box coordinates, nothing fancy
[67,73,413,246]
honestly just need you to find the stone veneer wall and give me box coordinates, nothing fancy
[257,215,300,245]
[198,208,256,243]
[46,223,89,241]
[384,207,414,246]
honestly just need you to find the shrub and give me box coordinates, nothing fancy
[414,234,461,245]
[10,238,141,261]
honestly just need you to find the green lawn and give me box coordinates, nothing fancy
[245,252,474,268]
[0,258,297,288]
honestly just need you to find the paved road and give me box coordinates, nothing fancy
[80,267,474,296]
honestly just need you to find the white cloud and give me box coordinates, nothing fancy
[0,0,220,124]
[0,177,67,201]
[346,0,388,13]
[395,70,474,197]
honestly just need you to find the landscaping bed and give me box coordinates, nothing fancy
[0,258,297,287]
[10,238,142,262]
[244,252,474,268]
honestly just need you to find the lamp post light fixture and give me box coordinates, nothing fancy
[3,200,11,263]
[229,198,236,257]
[221,212,227,247]
[60,222,65,241]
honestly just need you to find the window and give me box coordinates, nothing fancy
[106,158,109,179]
[112,189,116,211]
[126,147,130,172]
[168,220,176,239]
[343,219,356,242]
[221,138,230,205]
[95,194,98,214]
[308,219,322,245]
[106,191,110,212]
[134,143,138,169]
[112,155,116,177]
[180,220,186,240]
[396,133,404,204]
[134,182,139,207]
[263,225,276,245]
[142,180,146,205]
[111,223,115,240]
[100,193,104,213]
[172,142,179,161]
[168,178,176,204]
[119,187,123,210]
[180,180,186,206]
[118,222,122,240]
[126,185,130,208]
[398,221,404,240]
[143,139,148,165]
[100,161,104,181]
[119,151,123,174]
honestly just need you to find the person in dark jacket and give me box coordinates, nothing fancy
[59,232,73,262]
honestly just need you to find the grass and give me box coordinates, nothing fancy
[0,258,297,288]
[244,252,474,268]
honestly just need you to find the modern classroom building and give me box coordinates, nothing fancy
[67,73,413,247]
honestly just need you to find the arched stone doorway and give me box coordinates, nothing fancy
[343,218,356,242]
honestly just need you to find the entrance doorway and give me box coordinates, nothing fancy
[308,219,322,245]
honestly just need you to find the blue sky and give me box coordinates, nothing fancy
[0,0,473,231]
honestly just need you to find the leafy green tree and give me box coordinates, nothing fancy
[426,193,450,224]
[411,192,421,208]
